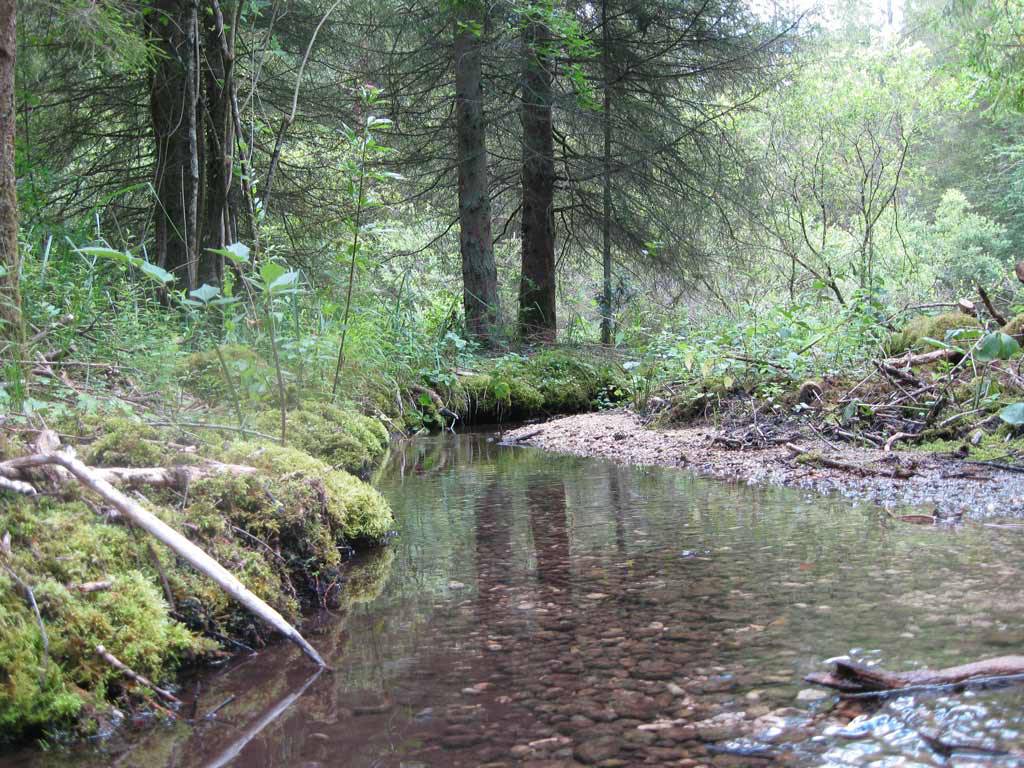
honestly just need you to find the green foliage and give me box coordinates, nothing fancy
[909,189,1013,296]
[179,344,282,405]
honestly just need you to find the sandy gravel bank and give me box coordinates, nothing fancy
[504,410,1024,520]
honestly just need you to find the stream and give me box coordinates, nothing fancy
[8,433,1024,767]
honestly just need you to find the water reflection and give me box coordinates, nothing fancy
[5,433,1024,767]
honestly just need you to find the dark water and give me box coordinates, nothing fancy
[8,434,1024,767]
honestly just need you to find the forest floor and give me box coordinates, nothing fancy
[503,410,1024,520]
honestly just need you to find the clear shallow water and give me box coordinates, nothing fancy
[6,433,1024,767]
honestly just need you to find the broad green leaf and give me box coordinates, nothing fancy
[138,260,176,285]
[268,270,300,294]
[208,242,250,265]
[998,402,1024,426]
[259,261,287,288]
[77,246,131,264]
[189,283,221,304]
[976,332,1020,362]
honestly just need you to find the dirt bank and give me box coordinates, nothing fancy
[504,410,1024,520]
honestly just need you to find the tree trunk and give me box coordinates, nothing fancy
[149,0,217,292]
[199,0,236,289]
[0,0,21,353]
[454,2,500,345]
[599,0,613,346]
[518,11,556,342]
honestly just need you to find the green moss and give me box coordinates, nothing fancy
[0,430,393,739]
[211,441,394,545]
[913,429,1024,461]
[888,312,982,355]
[0,498,208,741]
[460,350,626,423]
[81,418,166,468]
[1002,313,1024,341]
[252,404,389,475]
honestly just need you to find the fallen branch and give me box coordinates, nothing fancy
[67,579,112,593]
[883,431,917,452]
[807,656,1024,696]
[5,451,327,668]
[1,455,257,490]
[1,562,50,686]
[0,476,36,495]
[784,443,914,479]
[977,283,1008,326]
[96,644,181,705]
[883,348,960,368]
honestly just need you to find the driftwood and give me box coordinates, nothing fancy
[807,656,1024,696]
[0,443,327,669]
[883,348,960,368]
[67,579,113,593]
[784,443,914,479]
[96,644,181,705]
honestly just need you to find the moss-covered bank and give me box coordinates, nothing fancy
[0,413,394,742]
[457,349,626,424]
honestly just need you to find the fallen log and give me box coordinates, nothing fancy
[806,656,1024,696]
[883,348,961,368]
[3,451,327,669]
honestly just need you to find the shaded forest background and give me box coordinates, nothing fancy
[0,0,1022,419]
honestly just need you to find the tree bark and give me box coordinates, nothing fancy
[0,0,21,353]
[148,0,218,292]
[599,0,613,346]
[454,2,500,345]
[518,10,557,342]
[199,0,237,289]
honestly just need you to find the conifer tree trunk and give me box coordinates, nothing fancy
[199,1,235,288]
[518,10,556,342]
[0,0,21,352]
[148,0,216,292]
[600,0,613,346]
[454,2,500,344]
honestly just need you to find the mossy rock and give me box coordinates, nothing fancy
[461,372,545,423]
[179,344,292,406]
[888,312,982,355]
[252,404,389,476]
